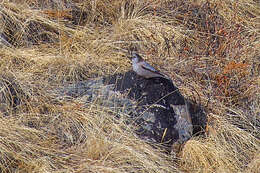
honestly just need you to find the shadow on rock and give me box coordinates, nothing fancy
[103,71,207,151]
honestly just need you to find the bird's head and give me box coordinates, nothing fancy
[131,52,144,63]
[127,50,144,63]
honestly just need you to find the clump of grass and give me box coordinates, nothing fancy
[0,0,259,172]
[180,112,259,172]
[0,101,179,172]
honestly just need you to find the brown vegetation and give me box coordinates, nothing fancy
[0,0,259,172]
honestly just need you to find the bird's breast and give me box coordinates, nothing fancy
[132,63,139,72]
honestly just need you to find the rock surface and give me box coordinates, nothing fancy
[55,71,207,151]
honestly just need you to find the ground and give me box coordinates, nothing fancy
[0,0,259,172]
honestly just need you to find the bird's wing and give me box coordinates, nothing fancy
[141,62,165,76]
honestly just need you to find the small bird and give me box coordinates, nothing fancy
[128,52,171,80]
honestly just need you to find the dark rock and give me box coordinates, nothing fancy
[56,71,207,152]
[103,71,203,149]
[54,79,135,116]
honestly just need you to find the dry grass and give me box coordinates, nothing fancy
[0,0,259,172]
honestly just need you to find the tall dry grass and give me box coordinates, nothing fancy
[0,0,259,172]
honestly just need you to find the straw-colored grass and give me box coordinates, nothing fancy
[0,0,259,172]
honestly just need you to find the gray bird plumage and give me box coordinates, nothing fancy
[129,52,170,80]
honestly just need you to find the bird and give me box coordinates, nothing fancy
[128,51,171,80]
